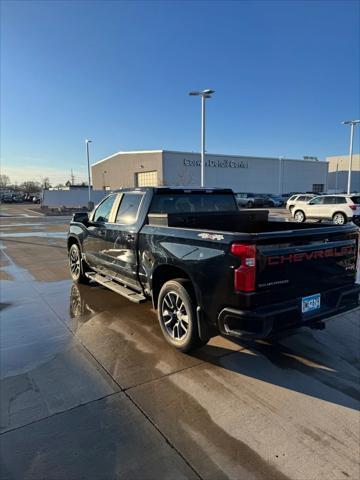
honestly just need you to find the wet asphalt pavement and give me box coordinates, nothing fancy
[0,204,359,480]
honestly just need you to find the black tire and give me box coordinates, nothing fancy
[68,243,90,284]
[294,210,306,223]
[157,278,207,352]
[332,212,347,225]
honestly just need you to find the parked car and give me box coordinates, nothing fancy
[292,194,360,225]
[67,187,360,352]
[257,194,284,207]
[0,194,14,203]
[281,192,300,202]
[286,194,315,212]
[235,192,266,208]
[12,195,24,203]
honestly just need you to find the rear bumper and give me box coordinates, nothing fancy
[218,284,360,339]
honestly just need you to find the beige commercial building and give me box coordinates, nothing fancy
[91,150,329,194]
[327,154,360,193]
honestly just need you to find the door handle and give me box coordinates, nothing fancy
[125,233,135,241]
[99,229,107,236]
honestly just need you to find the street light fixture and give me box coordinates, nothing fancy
[85,139,92,203]
[341,120,360,194]
[189,88,215,187]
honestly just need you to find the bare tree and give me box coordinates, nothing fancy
[21,181,41,193]
[41,177,51,189]
[0,174,10,189]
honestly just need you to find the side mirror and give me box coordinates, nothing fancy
[308,201,315,205]
[73,212,89,224]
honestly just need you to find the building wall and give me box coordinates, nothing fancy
[43,188,106,208]
[327,154,360,192]
[163,151,328,193]
[91,151,163,190]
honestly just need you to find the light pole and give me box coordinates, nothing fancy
[341,120,360,194]
[189,89,215,187]
[278,156,284,195]
[102,170,107,190]
[85,139,92,202]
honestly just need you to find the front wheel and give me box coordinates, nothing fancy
[294,210,306,223]
[157,279,207,352]
[333,212,347,225]
[69,243,90,284]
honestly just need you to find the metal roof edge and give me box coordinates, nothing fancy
[91,150,164,167]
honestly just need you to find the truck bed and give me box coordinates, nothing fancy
[148,210,342,234]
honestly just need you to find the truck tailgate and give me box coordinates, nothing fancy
[255,226,358,304]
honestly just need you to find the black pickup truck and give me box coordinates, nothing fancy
[67,187,360,351]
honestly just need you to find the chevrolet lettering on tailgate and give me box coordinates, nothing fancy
[267,245,356,266]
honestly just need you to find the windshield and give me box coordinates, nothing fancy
[149,193,238,214]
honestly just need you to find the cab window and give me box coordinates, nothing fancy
[115,193,144,224]
[93,194,116,223]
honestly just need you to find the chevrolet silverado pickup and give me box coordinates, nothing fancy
[67,187,360,352]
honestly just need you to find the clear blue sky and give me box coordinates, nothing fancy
[1,0,359,184]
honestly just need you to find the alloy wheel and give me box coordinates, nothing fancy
[70,246,81,278]
[294,211,304,222]
[333,213,345,225]
[161,291,189,341]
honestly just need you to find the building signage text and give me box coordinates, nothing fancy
[183,158,249,169]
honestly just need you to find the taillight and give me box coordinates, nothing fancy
[231,243,256,292]
[349,205,356,211]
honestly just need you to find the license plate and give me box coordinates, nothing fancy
[302,293,321,314]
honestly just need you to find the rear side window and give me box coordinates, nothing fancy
[289,195,298,201]
[115,193,144,224]
[350,196,360,204]
[335,197,347,204]
[93,194,116,223]
[323,196,337,205]
[149,193,238,214]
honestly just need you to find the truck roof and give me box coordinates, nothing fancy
[113,187,234,194]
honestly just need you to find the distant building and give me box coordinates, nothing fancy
[91,150,328,194]
[327,154,360,193]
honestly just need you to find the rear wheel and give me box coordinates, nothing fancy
[69,243,90,284]
[294,210,306,223]
[332,212,347,225]
[157,278,207,352]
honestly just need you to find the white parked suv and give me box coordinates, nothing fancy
[292,194,360,225]
[286,194,315,212]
